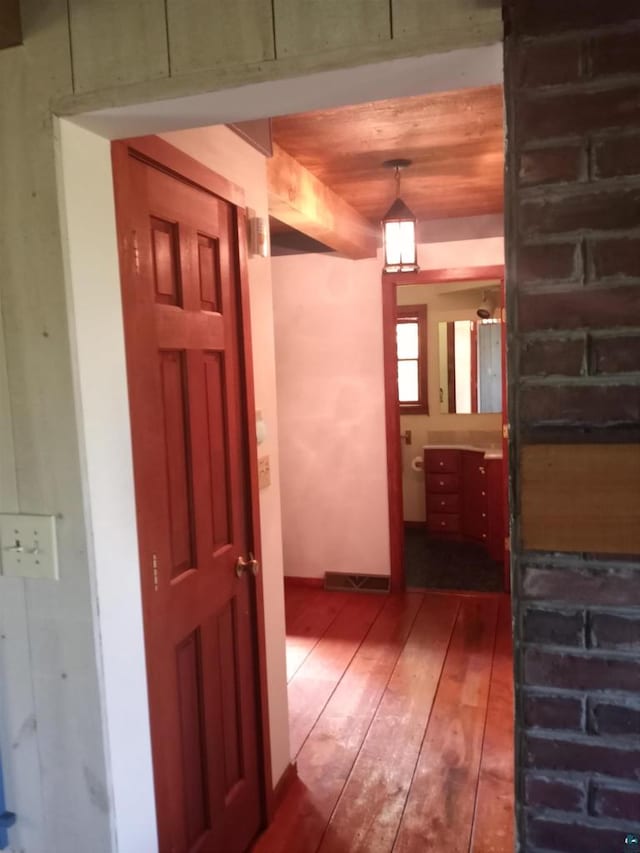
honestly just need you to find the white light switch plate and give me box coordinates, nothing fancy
[0,514,59,580]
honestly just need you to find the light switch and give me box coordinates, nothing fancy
[0,514,59,580]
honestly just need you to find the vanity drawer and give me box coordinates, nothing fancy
[425,449,461,474]
[427,473,459,494]
[427,493,460,514]
[428,513,461,534]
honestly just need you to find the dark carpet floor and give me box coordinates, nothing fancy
[404,527,503,592]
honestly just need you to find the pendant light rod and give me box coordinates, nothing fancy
[383,158,412,197]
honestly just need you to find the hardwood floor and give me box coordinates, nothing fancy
[253,586,514,853]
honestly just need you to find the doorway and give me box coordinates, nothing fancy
[57,41,508,852]
[381,266,509,594]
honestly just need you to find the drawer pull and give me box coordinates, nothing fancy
[481,491,486,497]
[441,521,446,527]
[441,501,445,507]
[440,481,445,486]
[479,466,486,475]
[439,461,444,467]
[482,533,487,539]
[482,512,486,518]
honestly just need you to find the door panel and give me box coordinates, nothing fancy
[159,350,196,579]
[113,146,263,853]
[198,234,221,312]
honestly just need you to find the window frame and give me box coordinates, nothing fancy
[395,304,428,415]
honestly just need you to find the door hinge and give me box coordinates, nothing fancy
[132,230,140,275]
[504,536,511,552]
[152,553,159,592]
[502,423,510,440]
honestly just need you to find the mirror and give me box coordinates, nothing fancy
[438,319,502,414]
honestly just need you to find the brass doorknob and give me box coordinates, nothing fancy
[235,552,259,578]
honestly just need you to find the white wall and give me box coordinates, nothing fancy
[272,253,391,579]
[55,121,290,853]
[271,225,504,578]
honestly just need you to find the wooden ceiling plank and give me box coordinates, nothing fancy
[0,0,22,49]
[267,143,379,260]
[271,85,504,222]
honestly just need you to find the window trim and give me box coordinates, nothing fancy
[396,304,428,415]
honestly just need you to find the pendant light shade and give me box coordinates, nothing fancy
[381,159,419,274]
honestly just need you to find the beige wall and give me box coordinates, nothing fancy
[397,281,503,522]
[272,253,391,579]
[55,0,501,116]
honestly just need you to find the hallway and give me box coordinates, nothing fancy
[253,586,514,853]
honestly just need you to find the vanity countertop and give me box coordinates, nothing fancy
[423,444,503,461]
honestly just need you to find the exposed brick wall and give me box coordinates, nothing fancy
[504,3,640,850]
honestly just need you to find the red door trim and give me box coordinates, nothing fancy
[382,264,506,593]
[111,135,274,823]
[124,135,246,209]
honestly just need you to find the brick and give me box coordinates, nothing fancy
[519,145,585,187]
[590,612,640,651]
[591,238,640,280]
[526,814,632,853]
[520,337,585,377]
[520,186,640,237]
[589,699,640,736]
[591,782,640,820]
[525,732,640,780]
[523,565,640,607]
[524,647,640,692]
[520,384,640,429]
[524,693,584,730]
[594,137,640,180]
[518,286,640,332]
[510,1,640,37]
[524,607,585,646]
[591,30,640,79]
[525,775,585,812]
[519,39,583,88]
[518,242,581,284]
[592,335,640,375]
[519,86,640,141]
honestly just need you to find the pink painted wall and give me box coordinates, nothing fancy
[271,253,390,578]
[271,220,504,580]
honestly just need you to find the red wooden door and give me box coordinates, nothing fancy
[112,142,264,853]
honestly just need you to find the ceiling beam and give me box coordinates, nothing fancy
[0,0,22,49]
[267,143,379,260]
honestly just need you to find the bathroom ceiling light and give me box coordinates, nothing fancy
[381,159,419,274]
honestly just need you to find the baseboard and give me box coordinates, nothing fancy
[273,761,298,810]
[284,576,324,588]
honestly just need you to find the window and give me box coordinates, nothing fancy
[396,305,428,414]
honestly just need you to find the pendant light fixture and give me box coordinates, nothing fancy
[381,158,419,274]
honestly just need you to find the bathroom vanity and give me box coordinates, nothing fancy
[424,445,505,563]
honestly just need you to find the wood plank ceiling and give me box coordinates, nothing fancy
[270,85,504,228]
